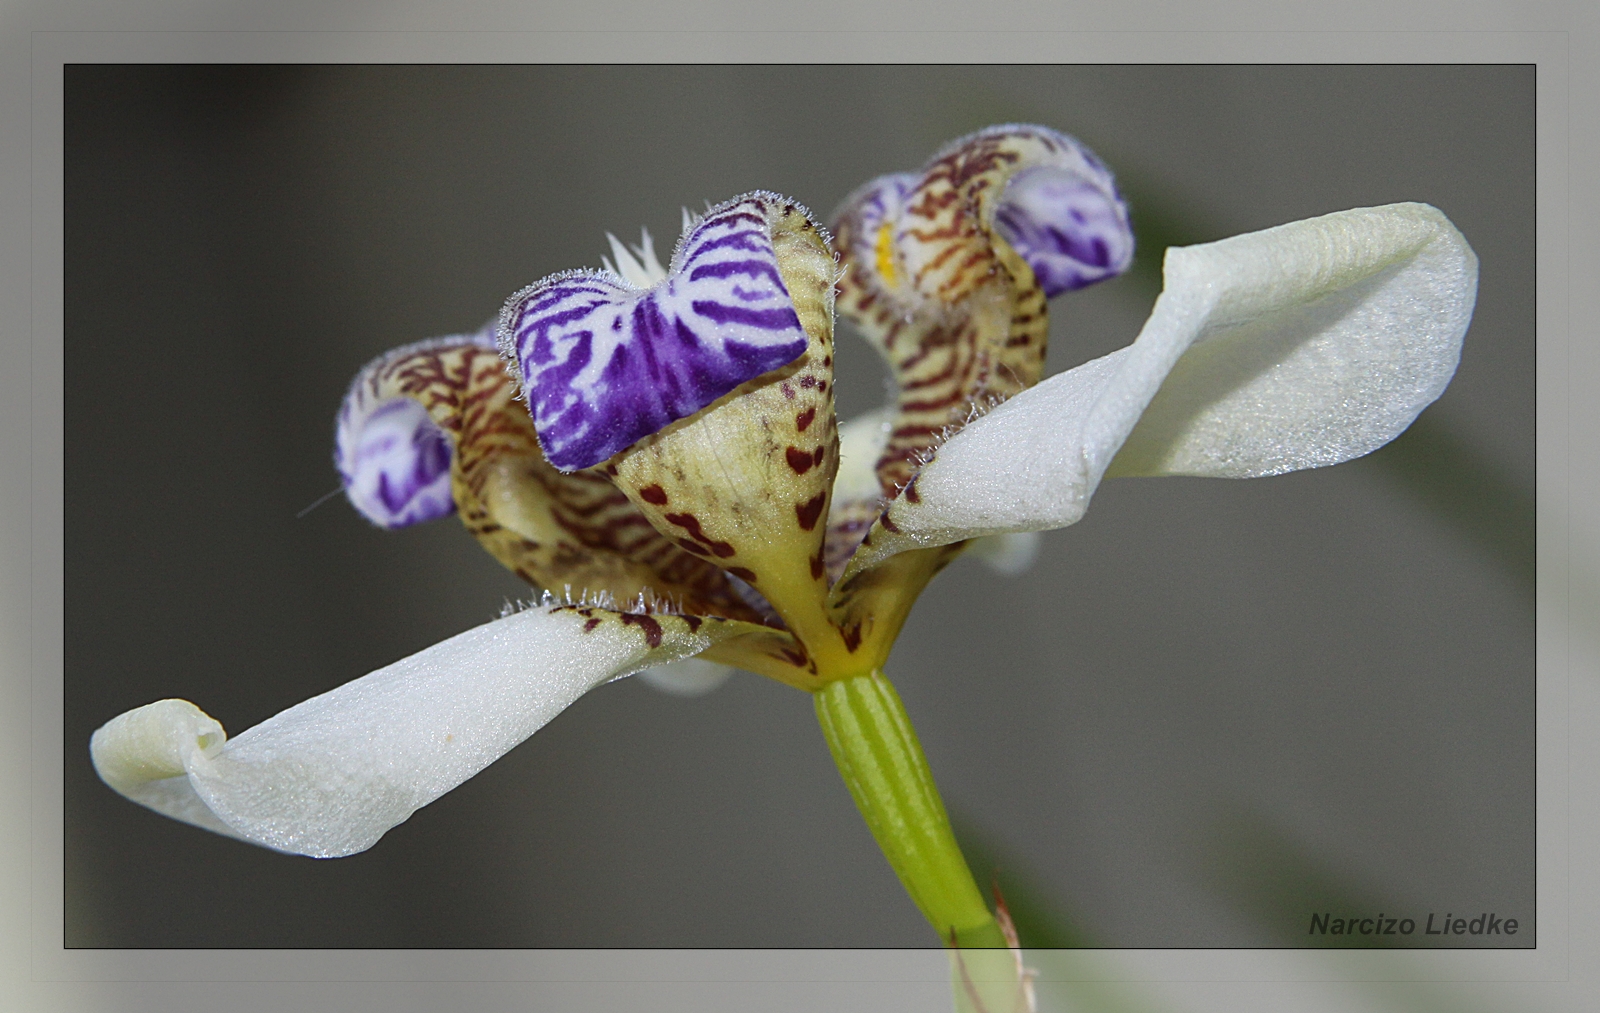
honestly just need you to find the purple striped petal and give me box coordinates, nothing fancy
[993,158,1133,297]
[335,329,494,528]
[498,193,812,472]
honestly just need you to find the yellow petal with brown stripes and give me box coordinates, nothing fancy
[337,332,764,622]
[832,125,1131,497]
[606,195,853,670]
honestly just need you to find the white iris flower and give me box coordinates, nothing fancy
[90,127,1475,959]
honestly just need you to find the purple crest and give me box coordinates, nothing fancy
[499,193,812,472]
[335,331,493,529]
[993,158,1134,297]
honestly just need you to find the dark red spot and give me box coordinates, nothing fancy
[664,512,737,557]
[786,447,814,474]
[903,480,921,504]
[799,375,818,389]
[841,625,863,652]
[639,484,669,505]
[727,566,758,583]
[781,383,796,400]
[683,616,703,633]
[795,493,826,531]
[823,355,832,367]
[620,612,664,649]
[810,553,825,580]
[583,617,601,632]
[605,463,619,476]
[578,608,594,617]
[779,642,809,667]
[795,407,816,432]
[812,446,825,468]
[676,537,712,556]
[879,513,901,534]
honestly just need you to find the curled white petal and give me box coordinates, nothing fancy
[850,203,1476,564]
[635,657,736,697]
[90,606,720,858]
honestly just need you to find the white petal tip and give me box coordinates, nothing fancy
[90,699,225,797]
[969,531,1043,576]
[635,658,736,697]
[845,203,1476,569]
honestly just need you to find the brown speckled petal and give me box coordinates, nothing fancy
[832,125,1129,497]
[340,332,763,622]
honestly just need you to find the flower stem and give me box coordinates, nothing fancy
[814,670,1006,948]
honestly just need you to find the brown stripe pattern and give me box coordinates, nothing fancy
[352,336,764,623]
[831,127,1069,497]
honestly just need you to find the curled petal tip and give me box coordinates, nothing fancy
[90,699,226,797]
[837,124,1131,309]
[337,397,455,528]
[336,330,497,529]
[90,606,734,857]
[995,163,1133,296]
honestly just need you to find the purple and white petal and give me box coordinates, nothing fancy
[499,194,812,473]
[835,127,1133,309]
[994,162,1133,296]
[335,327,496,529]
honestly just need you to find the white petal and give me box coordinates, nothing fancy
[968,531,1043,576]
[851,203,1476,563]
[832,406,894,504]
[90,606,722,857]
[1109,204,1476,478]
[635,657,736,696]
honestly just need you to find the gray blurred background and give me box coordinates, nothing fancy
[65,66,1533,949]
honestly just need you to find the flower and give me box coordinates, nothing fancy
[90,126,1476,943]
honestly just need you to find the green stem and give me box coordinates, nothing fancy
[814,670,1006,948]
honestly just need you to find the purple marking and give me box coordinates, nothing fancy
[688,258,785,285]
[682,230,768,261]
[993,163,1133,296]
[688,301,799,328]
[835,128,1133,302]
[498,193,813,472]
[335,328,495,528]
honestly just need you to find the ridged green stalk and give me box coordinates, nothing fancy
[815,670,1006,948]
